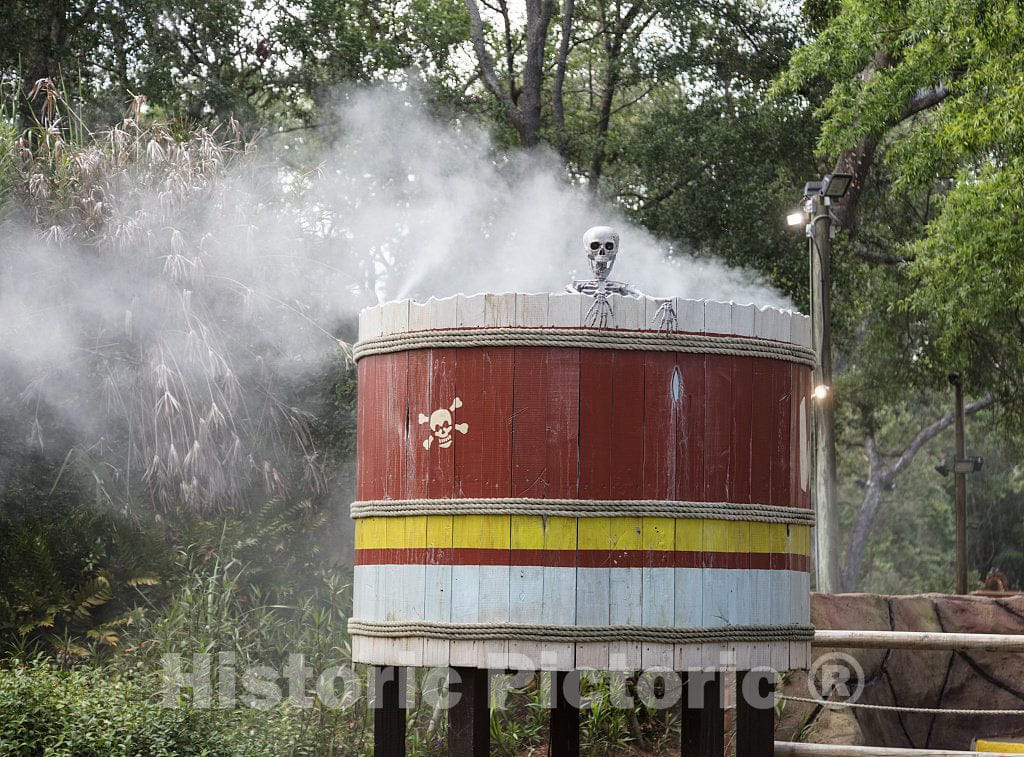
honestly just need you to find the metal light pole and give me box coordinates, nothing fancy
[950,373,968,595]
[808,193,841,592]
[789,174,852,593]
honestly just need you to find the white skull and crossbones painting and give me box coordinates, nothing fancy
[418,396,469,450]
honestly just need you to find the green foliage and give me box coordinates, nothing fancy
[0,658,342,755]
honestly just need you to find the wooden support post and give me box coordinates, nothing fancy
[550,671,580,757]
[448,667,489,757]
[374,666,406,757]
[736,670,775,757]
[681,671,724,757]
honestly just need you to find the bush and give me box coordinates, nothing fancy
[0,658,364,756]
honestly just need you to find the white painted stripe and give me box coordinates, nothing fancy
[353,565,806,625]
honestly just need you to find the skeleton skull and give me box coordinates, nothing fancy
[583,226,619,281]
[430,408,454,448]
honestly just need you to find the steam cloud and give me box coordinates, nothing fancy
[0,87,789,509]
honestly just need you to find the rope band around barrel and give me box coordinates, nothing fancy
[351,498,815,525]
[352,327,816,367]
[347,620,814,644]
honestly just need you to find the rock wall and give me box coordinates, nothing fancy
[777,592,1024,750]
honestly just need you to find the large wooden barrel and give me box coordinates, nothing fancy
[349,292,814,672]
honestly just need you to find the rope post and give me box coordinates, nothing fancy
[736,670,776,757]
[374,665,407,757]
[448,667,489,757]
[550,671,580,756]
[681,671,725,757]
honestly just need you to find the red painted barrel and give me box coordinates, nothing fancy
[350,293,814,672]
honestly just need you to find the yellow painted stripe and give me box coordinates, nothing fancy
[976,741,1024,754]
[357,515,812,555]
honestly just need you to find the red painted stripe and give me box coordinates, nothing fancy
[355,547,810,571]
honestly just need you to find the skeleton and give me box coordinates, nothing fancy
[567,226,676,330]
[418,396,469,450]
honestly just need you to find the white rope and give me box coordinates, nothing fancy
[353,326,816,366]
[781,695,1024,716]
[350,498,816,524]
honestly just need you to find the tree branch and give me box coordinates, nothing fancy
[551,0,575,146]
[463,0,522,129]
[886,393,995,481]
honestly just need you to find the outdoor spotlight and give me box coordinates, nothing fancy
[822,173,853,198]
[812,384,830,401]
[935,463,950,477]
[787,210,806,227]
[953,456,984,474]
[803,180,823,197]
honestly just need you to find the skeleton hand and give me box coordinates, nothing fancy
[584,289,616,328]
[652,299,677,333]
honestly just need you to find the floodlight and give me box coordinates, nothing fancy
[822,173,853,198]
[787,210,806,227]
[812,384,830,401]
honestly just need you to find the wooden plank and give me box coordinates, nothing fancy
[390,517,426,666]
[449,515,482,667]
[749,358,773,504]
[701,518,732,670]
[674,517,703,671]
[358,304,382,342]
[731,303,757,338]
[675,298,705,333]
[456,293,486,329]
[429,295,458,329]
[514,292,548,328]
[547,292,583,327]
[453,347,513,498]
[408,300,430,331]
[423,514,453,668]
[641,516,675,669]
[703,300,732,335]
[384,352,409,500]
[704,354,733,502]
[611,294,645,330]
[449,667,489,757]
[541,516,576,670]
[769,522,791,672]
[610,351,646,500]
[731,351,754,505]
[677,351,706,502]
[579,348,614,498]
[642,352,679,500]
[770,358,792,508]
[508,515,545,669]
[476,514,511,670]
[355,358,370,500]
[426,349,457,499]
[544,351,580,501]
[512,347,550,497]
[484,293,516,326]
[380,300,410,336]
[576,516,611,669]
[609,515,642,670]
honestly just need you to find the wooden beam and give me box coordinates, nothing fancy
[813,629,1024,652]
[736,670,775,757]
[374,666,406,757]
[681,671,724,756]
[776,743,1024,757]
[448,667,489,757]
[550,671,580,756]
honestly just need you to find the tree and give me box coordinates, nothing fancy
[776,0,1024,588]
